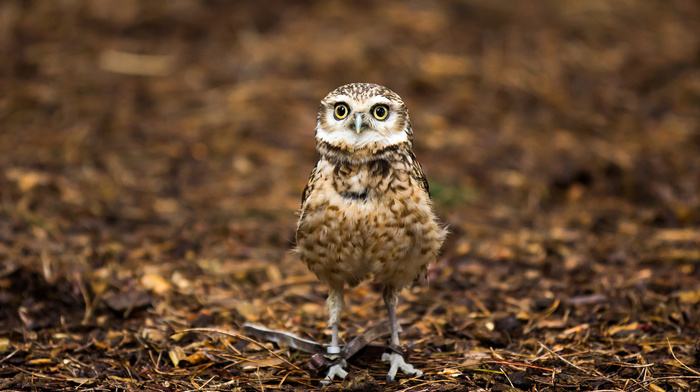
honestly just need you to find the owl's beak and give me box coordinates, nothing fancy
[354,113,364,134]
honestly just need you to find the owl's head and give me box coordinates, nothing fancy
[315,83,412,162]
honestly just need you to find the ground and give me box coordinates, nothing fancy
[1,1,700,391]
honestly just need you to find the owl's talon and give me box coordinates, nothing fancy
[319,362,348,386]
[381,352,423,382]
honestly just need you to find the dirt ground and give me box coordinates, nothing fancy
[1,1,700,391]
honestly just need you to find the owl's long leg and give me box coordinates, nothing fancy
[381,286,423,382]
[384,286,401,346]
[327,287,344,351]
[322,287,347,384]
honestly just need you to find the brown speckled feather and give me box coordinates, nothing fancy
[295,83,446,382]
[296,83,446,291]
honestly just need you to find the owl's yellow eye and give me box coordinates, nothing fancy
[372,105,389,120]
[334,103,349,120]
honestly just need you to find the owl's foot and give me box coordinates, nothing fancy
[381,352,423,382]
[320,361,348,386]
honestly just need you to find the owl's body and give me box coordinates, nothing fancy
[298,150,443,291]
[296,83,446,383]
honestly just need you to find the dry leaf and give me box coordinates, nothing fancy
[169,346,186,367]
[184,352,208,364]
[677,289,700,304]
[0,338,10,353]
[28,358,53,366]
[439,368,463,377]
[6,168,51,192]
[141,273,172,295]
[240,357,284,370]
[648,384,665,392]
[606,323,640,337]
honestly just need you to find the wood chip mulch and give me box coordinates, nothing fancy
[1,1,700,390]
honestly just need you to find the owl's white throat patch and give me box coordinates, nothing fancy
[316,126,409,151]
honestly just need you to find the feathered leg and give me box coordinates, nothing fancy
[381,286,423,382]
[322,287,347,384]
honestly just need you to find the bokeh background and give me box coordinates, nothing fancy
[1,1,700,390]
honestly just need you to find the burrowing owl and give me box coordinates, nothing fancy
[296,83,446,382]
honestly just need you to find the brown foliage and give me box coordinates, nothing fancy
[1,0,700,390]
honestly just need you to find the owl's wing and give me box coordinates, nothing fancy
[408,151,430,197]
[301,161,320,207]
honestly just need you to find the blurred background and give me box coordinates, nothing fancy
[1,0,700,388]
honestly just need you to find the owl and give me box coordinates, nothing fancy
[296,83,446,383]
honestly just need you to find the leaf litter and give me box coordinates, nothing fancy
[1,0,700,391]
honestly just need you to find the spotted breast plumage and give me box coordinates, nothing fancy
[296,83,447,383]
